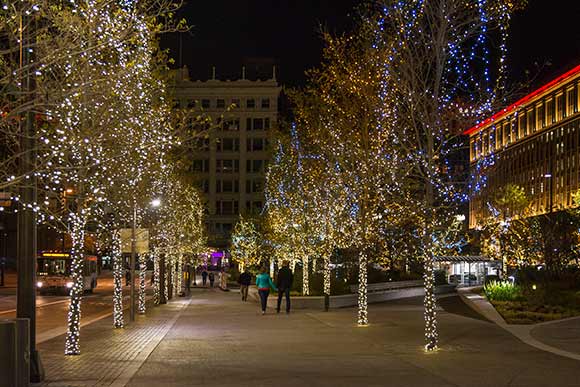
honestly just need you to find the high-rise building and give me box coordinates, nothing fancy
[467,64,580,228]
[171,66,281,247]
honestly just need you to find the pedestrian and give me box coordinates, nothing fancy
[125,266,130,286]
[256,265,277,315]
[209,272,215,287]
[185,266,192,293]
[202,270,208,286]
[238,269,252,301]
[276,260,294,314]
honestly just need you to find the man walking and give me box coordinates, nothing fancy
[202,270,208,286]
[276,260,293,314]
[238,269,252,301]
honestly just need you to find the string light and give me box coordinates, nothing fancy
[112,230,124,328]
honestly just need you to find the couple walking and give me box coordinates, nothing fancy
[255,261,293,315]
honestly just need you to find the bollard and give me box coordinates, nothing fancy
[0,320,17,387]
[15,318,30,387]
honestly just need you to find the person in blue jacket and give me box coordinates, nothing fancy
[255,265,277,315]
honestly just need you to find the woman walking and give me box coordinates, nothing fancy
[256,265,277,315]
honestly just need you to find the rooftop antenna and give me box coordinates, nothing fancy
[212,66,216,80]
[242,66,246,80]
[272,65,277,81]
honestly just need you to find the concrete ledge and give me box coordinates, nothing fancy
[249,284,456,310]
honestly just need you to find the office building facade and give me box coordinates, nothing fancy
[467,64,580,228]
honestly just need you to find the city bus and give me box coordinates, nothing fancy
[36,251,98,294]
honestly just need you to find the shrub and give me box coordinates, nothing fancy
[484,280,521,301]
[434,270,447,286]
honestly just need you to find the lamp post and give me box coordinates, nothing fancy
[16,6,44,382]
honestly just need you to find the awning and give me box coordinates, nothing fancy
[435,255,496,263]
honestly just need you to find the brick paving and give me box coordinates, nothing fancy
[36,297,190,387]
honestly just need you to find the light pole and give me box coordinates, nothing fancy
[16,6,44,382]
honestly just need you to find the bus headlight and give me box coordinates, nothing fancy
[36,281,43,288]
[66,282,74,288]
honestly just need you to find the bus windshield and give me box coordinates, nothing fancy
[37,258,71,276]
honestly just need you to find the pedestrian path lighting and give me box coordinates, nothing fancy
[151,198,161,207]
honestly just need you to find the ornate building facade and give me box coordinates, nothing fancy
[171,67,281,247]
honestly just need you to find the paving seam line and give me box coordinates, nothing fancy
[109,297,193,387]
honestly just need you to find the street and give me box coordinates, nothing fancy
[0,271,150,343]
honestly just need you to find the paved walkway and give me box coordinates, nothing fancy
[37,296,190,387]
[34,289,580,387]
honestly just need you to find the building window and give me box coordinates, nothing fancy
[547,98,555,124]
[216,159,239,173]
[201,99,210,109]
[216,138,240,152]
[246,179,264,194]
[196,179,209,193]
[215,223,233,234]
[247,159,266,173]
[527,109,535,133]
[187,99,196,108]
[216,200,239,215]
[247,138,267,152]
[556,93,565,121]
[253,118,264,130]
[193,159,209,173]
[217,99,225,109]
[195,137,210,151]
[231,98,240,108]
[222,119,240,131]
[261,98,270,109]
[216,179,239,193]
[246,98,255,108]
[518,113,526,138]
[567,87,577,115]
[503,122,510,145]
[537,103,545,129]
[246,200,263,214]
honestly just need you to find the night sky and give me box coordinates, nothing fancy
[164,0,580,90]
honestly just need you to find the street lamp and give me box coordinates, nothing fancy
[151,198,161,208]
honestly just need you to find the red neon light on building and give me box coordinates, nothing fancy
[464,63,580,136]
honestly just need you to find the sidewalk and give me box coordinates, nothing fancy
[36,296,190,387]
[35,290,580,386]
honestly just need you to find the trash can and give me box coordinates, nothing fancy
[15,318,30,387]
[0,320,17,387]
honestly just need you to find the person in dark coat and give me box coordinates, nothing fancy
[209,272,215,287]
[238,270,252,301]
[276,260,294,314]
[202,270,208,286]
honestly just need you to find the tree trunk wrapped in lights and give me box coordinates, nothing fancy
[357,251,368,326]
[138,253,147,314]
[64,215,86,355]
[153,250,161,305]
[112,231,124,328]
[302,255,309,296]
[367,0,519,350]
[323,254,331,296]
